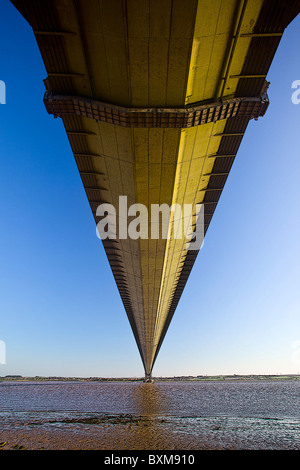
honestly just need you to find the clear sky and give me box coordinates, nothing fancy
[1,1,300,378]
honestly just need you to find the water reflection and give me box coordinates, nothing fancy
[133,383,165,416]
[128,383,172,450]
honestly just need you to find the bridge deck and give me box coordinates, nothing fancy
[11,0,300,375]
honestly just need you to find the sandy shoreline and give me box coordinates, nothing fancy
[0,422,228,451]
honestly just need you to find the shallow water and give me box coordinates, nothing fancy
[0,380,300,449]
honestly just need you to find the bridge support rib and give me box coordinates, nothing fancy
[43,90,269,128]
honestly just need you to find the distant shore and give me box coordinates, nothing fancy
[1,374,300,382]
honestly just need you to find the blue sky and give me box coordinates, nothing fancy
[0,2,300,378]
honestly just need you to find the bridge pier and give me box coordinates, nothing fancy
[144,373,154,383]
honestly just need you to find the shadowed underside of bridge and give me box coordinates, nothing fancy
[12,0,300,378]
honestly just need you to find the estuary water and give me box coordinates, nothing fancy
[0,379,300,450]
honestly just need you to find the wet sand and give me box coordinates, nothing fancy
[0,419,226,451]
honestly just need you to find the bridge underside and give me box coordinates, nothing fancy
[12,0,300,376]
